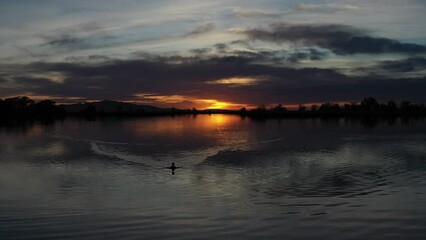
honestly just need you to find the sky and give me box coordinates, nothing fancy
[0,0,425,109]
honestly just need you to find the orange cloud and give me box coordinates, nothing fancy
[134,93,250,109]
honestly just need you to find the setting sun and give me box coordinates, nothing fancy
[201,99,231,109]
[134,93,246,110]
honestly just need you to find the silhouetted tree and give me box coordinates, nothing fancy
[400,101,411,112]
[319,102,341,113]
[3,96,34,111]
[344,102,357,112]
[34,100,57,117]
[239,107,247,117]
[319,103,332,112]
[83,105,97,116]
[1,95,424,120]
[332,104,341,112]
[272,104,287,113]
[256,105,266,111]
[361,97,379,112]
[0,96,64,120]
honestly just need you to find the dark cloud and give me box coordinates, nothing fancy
[224,48,328,63]
[214,43,228,51]
[14,76,56,86]
[40,22,114,51]
[239,23,426,55]
[42,34,89,49]
[287,48,329,62]
[277,78,426,104]
[184,42,329,63]
[377,57,426,72]
[0,56,345,103]
[1,54,425,106]
[185,22,215,37]
[40,22,216,53]
[15,46,50,59]
[189,48,211,55]
[233,4,359,19]
[64,55,112,63]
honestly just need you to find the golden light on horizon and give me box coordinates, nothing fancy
[135,92,247,110]
[200,99,231,109]
[211,102,230,109]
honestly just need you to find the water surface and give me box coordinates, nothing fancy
[1,115,426,239]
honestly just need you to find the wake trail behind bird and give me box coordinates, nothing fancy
[90,141,164,167]
[54,134,286,168]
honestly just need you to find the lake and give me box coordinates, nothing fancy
[1,115,426,239]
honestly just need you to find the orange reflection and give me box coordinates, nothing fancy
[209,114,228,126]
[128,114,243,137]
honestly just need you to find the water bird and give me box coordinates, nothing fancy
[166,162,182,174]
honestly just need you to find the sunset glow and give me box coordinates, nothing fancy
[134,93,245,109]
[200,99,231,109]
[1,2,426,239]
[0,0,425,107]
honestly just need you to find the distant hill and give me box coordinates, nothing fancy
[63,100,171,113]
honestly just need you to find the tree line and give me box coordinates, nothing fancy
[1,96,425,120]
[246,97,426,117]
[0,96,65,120]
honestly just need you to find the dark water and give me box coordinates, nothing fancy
[1,115,426,239]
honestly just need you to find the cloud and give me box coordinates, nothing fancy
[39,21,216,54]
[376,57,426,72]
[233,7,281,18]
[286,48,329,62]
[42,34,89,50]
[178,41,329,64]
[1,52,425,106]
[354,57,426,78]
[237,23,426,55]
[292,3,359,13]
[64,55,112,63]
[207,76,267,87]
[233,4,359,18]
[185,22,215,37]
[0,56,345,104]
[40,22,114,51]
